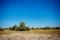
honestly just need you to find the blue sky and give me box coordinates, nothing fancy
[0,0,60,28]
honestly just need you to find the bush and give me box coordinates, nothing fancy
[19,27,30,31]
[0,28,4,31]
[26,27,30,31]
[9,22,30,31]
[55,27,60,29]
[11,25,19,31]
[43,27,50,30]
[19,22,30,31]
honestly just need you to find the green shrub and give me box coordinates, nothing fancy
[0,28,4,31]
[19,22,30,31]
[11,25,18,31]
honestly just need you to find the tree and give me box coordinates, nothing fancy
[36,27,39,29]
[19,22,26,28]
[26,26,30,31]
[0,27,4,31]
[11,25,18,31]
[19,22,29,31]
[55,27,60,29]
[31,27,35,30]
[43,26,50,30]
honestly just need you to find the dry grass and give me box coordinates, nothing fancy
[30,29,60,34]
[0,29,60,40]
[0,29,60,35]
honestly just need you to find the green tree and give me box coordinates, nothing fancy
[55,27,60,29]
[11,25,18,31]
[31,27,35,30]
[43,26,50,30]
[19,22,26,28]
[26,26,30,31]
[36,27,39,29]
[0,27,4,31]
[19,22,29,31]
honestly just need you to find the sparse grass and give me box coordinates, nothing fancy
[0,29,60,40]
[30,29,60,34]
[0,29,60,35]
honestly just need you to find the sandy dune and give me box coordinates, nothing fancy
[0,33,60,40]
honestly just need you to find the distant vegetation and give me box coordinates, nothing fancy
[0,22,60,31]
[0,28,4,31]
[9,22,30,31]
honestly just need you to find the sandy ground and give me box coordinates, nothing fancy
[0,33,60,40]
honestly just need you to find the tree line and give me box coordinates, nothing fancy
[0,22,60,31]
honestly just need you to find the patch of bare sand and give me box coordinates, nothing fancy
[0,33,60,40]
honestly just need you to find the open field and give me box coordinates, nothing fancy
[0,29,60,40]
[0,29,60,35]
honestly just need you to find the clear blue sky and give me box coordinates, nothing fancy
[0,0,60,28]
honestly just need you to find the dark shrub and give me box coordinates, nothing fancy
[19,22,30,31]
[0,28,4,31]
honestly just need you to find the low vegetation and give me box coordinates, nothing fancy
[0,28,4,31]
[0,22,60,34]
[0,22,60,40]
[0,22,60,31]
